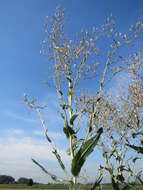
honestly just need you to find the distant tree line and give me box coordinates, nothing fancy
[0,175,33,186]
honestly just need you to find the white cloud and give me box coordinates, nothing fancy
[2,129,142,184]
[0,128,104,183]
[0,134,70,183]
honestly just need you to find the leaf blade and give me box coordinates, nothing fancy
[126,144,143,154]
[71,127,103,177]
[70,114,78,125]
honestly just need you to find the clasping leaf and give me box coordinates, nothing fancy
[71,127,103,177]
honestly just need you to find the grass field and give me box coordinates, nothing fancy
[0,184,143,190]
[0,184,99,190]
[0,184,87,190]
[0,184,68,190]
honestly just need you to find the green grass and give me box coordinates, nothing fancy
[0,184,90,190]
[0,184,68,190]
[0,184,143,190]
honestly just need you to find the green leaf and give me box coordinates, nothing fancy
[63,121,76,139]
[71,127,103,177]
[58,90,63,96]
[126,144,143,154]
[45,129,52,143]
[52,149,66,171]
[63,127,70,138]
[32,159,59,182]
[45,130,66,173]
[132,157,140,163]
[63,121,69,138]
[88,116,93,133]
[70,114,78,125]
[63,126,76,138]
[68,127,76,136]
[32,158,71,183]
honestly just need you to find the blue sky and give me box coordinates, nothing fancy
[0,0,143,183]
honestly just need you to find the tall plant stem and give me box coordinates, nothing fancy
[68,76,77,188]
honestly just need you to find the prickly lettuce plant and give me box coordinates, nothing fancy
[24,7,106,189]
[74,20,143,189]
[122,52,143,185]
[96,52,143,189]
[24,6,143,190]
